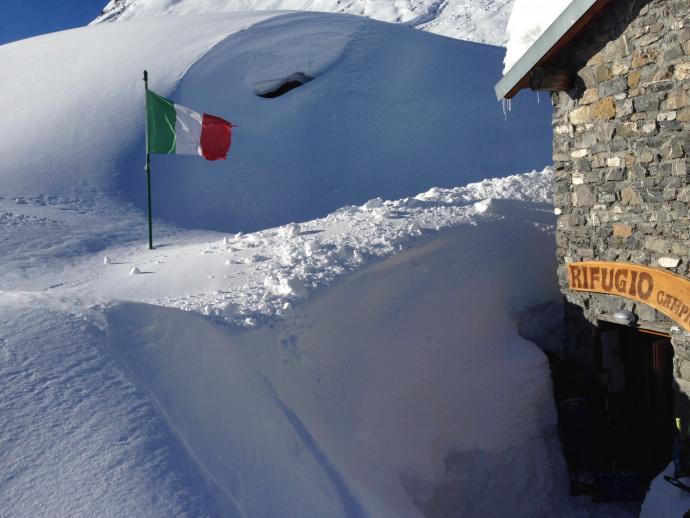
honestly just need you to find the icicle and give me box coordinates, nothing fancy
[501,98,513,121]
[537,91,541,103]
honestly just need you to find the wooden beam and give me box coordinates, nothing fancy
[529,67,575,92]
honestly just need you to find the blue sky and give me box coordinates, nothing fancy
[1,0,105,46]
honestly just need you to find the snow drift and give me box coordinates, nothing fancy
[102,202,570,517]
[0,12,552,235]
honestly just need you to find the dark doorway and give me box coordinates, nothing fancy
[594,324,674,494]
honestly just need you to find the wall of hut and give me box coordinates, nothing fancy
[550,0,690,414]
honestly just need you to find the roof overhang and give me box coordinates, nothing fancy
[494,0,615,100]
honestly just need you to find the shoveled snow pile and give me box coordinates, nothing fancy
[503,0,572,73]
[88,169,556,326]
[93,0,517,46]
[2,167,634,518]
[98,168,572,517]
[0,6,661,518]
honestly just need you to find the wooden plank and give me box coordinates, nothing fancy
[567,261,690,332]
[529,67,575,92]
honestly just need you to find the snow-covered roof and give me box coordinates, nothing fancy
[495,0,615,100]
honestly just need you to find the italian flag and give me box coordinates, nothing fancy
[146,90,235,161]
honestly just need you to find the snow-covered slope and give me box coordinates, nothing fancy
[94,0,516,46]
[0,11,553,237]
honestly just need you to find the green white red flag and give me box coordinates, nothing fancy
[146,90,235,161]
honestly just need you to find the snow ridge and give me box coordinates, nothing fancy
[91,169,556,328]
[93,0,517,46]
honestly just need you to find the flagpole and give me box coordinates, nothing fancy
[143,70,153,249]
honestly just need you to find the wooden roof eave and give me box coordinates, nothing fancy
[495,0,615,100]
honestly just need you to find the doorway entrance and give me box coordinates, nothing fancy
[594,324,674,494]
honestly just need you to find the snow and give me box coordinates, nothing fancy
[0,4,676,517]
[502,0,572,73]
[93,0,518,46]
[85,171,557,326]
[641,462,690,517]
[1,11,552,237]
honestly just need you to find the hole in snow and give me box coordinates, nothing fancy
[253,72,314,98]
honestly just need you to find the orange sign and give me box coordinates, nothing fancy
[568,261,690,332]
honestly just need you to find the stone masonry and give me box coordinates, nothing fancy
[549,0,690,406]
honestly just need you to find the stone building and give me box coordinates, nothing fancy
[496,0,690,494]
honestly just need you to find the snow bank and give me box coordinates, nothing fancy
[86,169,558,326]
[0,303,229,516]
[103,203,569,516]
[134,12,553,232]
[503,0,572,73]
[0,170,643,516]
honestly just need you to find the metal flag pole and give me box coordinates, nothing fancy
[143,70,153,249]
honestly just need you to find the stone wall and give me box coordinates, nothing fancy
[549,0,690,402]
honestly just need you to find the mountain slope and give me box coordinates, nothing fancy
[94,0,516,46]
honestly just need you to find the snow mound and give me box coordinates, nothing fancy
[102,202,568,516]
[0,12,553,236]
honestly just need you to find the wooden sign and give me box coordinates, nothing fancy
[568,261,690,332]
